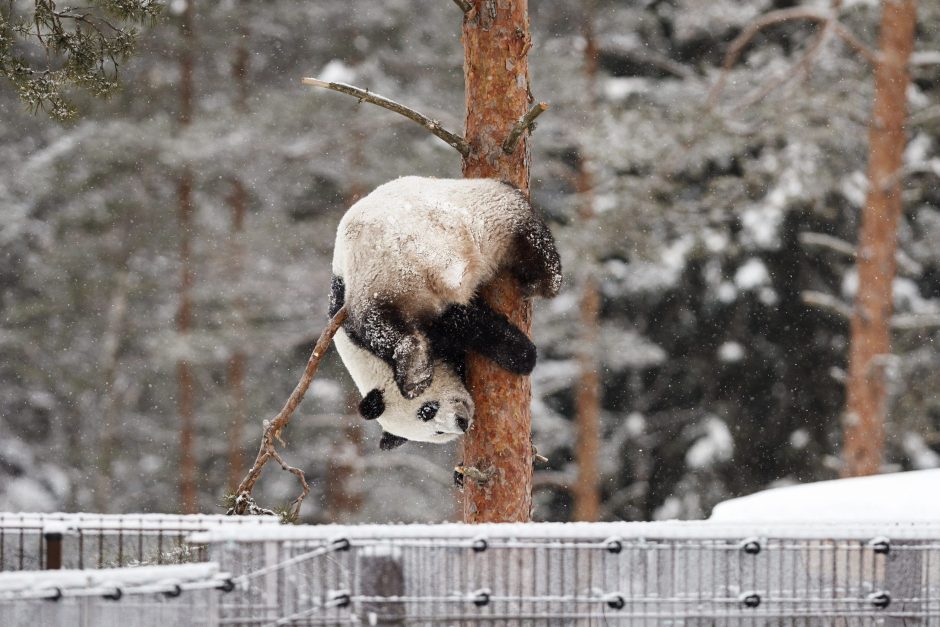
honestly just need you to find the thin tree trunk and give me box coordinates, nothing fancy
[177,0,198,514]
[573,0,602,523]
[460,0,535,523]
[326,392,364,522]
[225,26,249,493]
[95,268,130,513]
[842,0,917,477]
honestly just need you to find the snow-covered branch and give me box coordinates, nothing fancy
[798,232,857,257]
[302,78,471,156]
[799,231,923,276]
[802,290,852,320]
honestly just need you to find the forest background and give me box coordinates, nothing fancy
[2,0,939,523]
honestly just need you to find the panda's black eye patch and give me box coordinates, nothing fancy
[359,389,385,420]
[417,401,439,422]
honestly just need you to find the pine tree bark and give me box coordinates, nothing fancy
[460,0,535,523]
[573,0,602,523]
[842,0,917,477]
[177,0,198,514]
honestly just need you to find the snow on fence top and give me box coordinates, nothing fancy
[0,512,280,532]
[0,562,224,597]
[190,519,940,544]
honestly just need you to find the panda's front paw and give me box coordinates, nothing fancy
[393,335,434,399]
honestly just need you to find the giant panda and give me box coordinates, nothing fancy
[329,176,561,448]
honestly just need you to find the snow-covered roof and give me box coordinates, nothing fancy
[710,469,940,523]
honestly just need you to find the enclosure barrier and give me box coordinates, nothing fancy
[0,513,280,572]
[0,562,231,627]
[190,521,940,626]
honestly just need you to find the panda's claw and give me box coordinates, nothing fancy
[396,367,433,399]
[393,334,433,399]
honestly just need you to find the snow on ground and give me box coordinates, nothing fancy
[710,469,940,523]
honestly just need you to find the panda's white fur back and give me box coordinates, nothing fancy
[333,176,529,321]
[330,176,555,445]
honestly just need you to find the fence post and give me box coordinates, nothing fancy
[356,546,405,625]
[44,531,62,570]
[884,540,922,626]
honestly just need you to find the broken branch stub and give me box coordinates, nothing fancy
[228,305,348,518]
[302,78,470,156]
[502,102,549,154]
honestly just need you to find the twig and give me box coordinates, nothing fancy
[228,306,348,518]
[802,290,852,320]
[502,102,549,154]
[302,78,470,156]
[451,0,472,14]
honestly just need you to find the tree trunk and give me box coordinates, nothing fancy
[842,0,917,477]
[225,26,249,493]
[177,1,198,514]
[573,0,602,523]
[95,268,130,513]
[460,0,535,523]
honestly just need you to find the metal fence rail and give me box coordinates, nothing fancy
[0,562,231,627]
[0,513,280,571]
[193,521,940,626]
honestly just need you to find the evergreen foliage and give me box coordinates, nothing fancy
[0,0,161,120]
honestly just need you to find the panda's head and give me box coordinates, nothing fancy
[358,361,474,448]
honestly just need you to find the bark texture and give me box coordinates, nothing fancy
[842,0,917,478]
[460,0,534,523]
[177,1,198,514]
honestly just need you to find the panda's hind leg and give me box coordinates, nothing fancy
[346,302,434,399]
[510,214,562,299]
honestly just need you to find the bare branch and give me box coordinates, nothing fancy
[533,470,575,491]
[730,19,834,111]
[302,78,470,156]
[802,290,852,320]
[229,305,348,518]
[451,0,472,14]
[707,7,829,108]
[502,101,549,154]
[832,22,878,65]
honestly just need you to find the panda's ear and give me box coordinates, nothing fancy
[358,389,385,420]
[379,431,408,450]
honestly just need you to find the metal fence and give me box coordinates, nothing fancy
[192,521,940,626]
[0,562,231,627]
[0,513,280,571]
